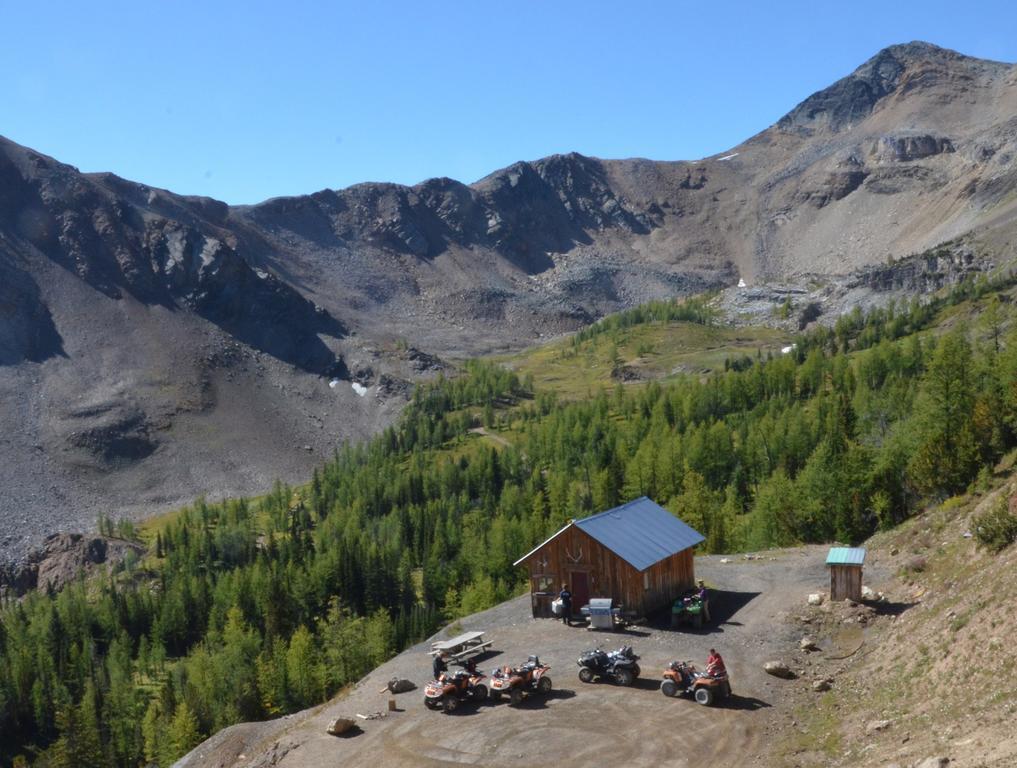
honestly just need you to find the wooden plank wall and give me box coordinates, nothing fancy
[830,565,863,601]
[522,524,697,616]
[643,549,696,613]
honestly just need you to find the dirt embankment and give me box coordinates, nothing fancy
[770,476,1017,768]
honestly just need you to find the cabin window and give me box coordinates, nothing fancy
[643,573,649,590]
[534,575,556,593]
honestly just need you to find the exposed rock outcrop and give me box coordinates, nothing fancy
[877,134,955,162]
[0,533,145,596]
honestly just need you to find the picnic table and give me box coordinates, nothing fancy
[429,631,493,661]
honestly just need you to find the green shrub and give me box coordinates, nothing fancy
[973,495,1017,552]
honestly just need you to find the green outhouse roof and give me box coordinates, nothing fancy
[826,547,866,566]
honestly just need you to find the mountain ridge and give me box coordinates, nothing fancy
[4,40,1017,561]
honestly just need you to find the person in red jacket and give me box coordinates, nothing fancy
[705,648,726,677]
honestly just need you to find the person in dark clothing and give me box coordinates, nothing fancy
[559,583,572,625]
[697,579,712,623]
[432,651,448,680]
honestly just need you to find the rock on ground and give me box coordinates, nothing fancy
[764,661,795,679]
[387,678,416,694]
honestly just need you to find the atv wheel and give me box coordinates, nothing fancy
[694,686,713,706]
[578,667,595,684]
[537,676,552,694]
[473,684,489,701]
[424,697,438,709]
[661,680,679,697]
[489,689,501,701]
[631,664,641,679]
[443,693,460,713]
[510,688,523,706]
[614,669,634,687]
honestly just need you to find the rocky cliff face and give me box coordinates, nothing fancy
[0,532,145,596]
[0,141,345,372]
[3,41,1017,561]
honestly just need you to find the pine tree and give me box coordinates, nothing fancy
[285,625,321,709]
[75,679,106,767]
[168,701,202,763]
[907,331,980,496]
[255,644,287,716]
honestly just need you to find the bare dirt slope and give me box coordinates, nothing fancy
[177,546,891,768]
[769,475,1017,768]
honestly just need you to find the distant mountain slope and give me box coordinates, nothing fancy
[3,41,1017,560]
[227,42,1017,350]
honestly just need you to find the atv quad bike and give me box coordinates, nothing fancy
[489,656,552,705]
[577,645,641,686]
[660,660,731,706]
[423,666,489,712]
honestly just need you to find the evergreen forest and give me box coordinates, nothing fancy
[2,277,1017,766]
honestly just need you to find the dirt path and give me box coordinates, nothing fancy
[468,427,513,448]
[178,546,847,768]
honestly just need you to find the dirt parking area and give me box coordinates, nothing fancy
[180,546,877,768]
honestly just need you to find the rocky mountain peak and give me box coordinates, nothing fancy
[776,41,1010,136]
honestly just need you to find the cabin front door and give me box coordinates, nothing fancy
[570,571,590,612]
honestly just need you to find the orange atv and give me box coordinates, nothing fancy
[488,656,552,705]
[660,660,731,706]
[423,667,488,712]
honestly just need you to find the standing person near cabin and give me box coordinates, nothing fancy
[432,651,448,681]
[559,583,572,626]
[697,579,711,623]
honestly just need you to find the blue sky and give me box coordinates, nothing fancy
[2,1,1015,204]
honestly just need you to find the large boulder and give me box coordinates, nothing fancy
[327,717,357,736]
[764,661,795,679]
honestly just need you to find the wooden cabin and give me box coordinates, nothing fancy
[826,547,866,601]
[514,497,705,618]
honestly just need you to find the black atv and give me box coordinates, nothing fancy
[577,645,641,686]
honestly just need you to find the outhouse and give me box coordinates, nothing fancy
[826,547,866,601]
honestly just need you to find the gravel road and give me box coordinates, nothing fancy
[177,546,877,768]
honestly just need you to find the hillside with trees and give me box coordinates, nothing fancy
[2,277,1017,766]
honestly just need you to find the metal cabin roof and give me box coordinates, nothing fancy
[573,497,705,572]
[826,547,866,566]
